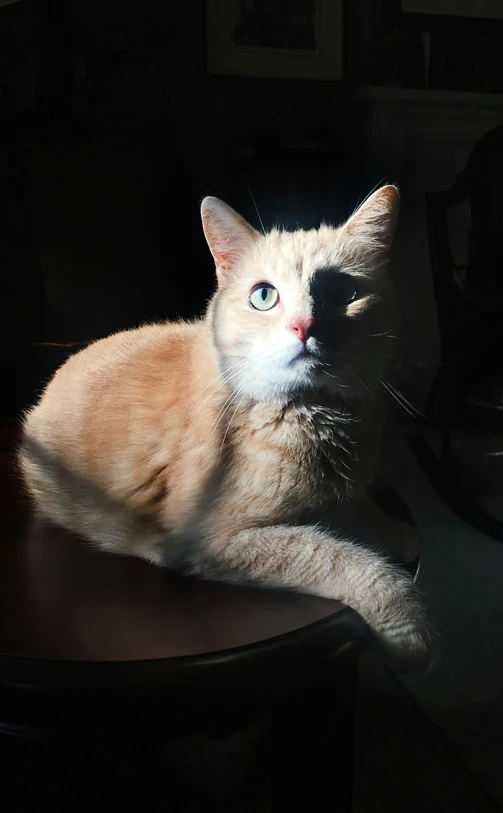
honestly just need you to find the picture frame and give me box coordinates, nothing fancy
[205,0,344,82]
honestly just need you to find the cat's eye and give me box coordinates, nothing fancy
[330,274,358,306]
[309,268,359,308]
[249,283,280,311]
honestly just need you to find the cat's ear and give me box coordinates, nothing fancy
[340,185,399,272]
[201,197,259,281]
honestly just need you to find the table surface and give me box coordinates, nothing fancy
[0,425,345,666]
[0,516,344,663]
[0,424,416,670]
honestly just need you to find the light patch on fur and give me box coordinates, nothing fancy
[346,293,380,317]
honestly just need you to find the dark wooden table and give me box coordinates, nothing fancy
[0,423,416,811]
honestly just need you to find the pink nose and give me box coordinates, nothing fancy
[287,317,314,344]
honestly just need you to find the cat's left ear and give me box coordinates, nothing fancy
[340,185,399,272]
[201,197,259,282]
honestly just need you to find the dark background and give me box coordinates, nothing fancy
[2,0,503,413]
[2,3,503,810]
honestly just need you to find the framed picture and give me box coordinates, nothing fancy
[205,0,344,82]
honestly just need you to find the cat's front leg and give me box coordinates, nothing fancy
[188,523,436,674]
[303,494,421,563]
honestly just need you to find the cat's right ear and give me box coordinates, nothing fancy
[201,197,259,283]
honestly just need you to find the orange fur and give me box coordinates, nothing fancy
[19,186,436,672]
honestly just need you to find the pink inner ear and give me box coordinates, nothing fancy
[202,198,258,274]
[204,223,240,269]
[211,238,250,273]
[213,247,236,270]
[345,186,399,246]
[218,256,232,271]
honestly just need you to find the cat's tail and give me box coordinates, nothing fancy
[193,523,437,674]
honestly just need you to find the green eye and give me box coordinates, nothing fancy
[249,283,280,311]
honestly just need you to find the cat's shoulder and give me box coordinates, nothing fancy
[66,320,198,363]
[45,320,203,393]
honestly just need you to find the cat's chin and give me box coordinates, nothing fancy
[238,372,320,405]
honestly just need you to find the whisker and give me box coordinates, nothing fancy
[199,355,253,397]
[208,378,248,439]
[208,391,239,443]
[194,375,236,417]
[320,369,352,389]
[243,179,266,235]
[344,362,374,396]
[214,363,260,451]
[347,178,386,222]
[380,379,416,417]
[381,379,426,420]
[368,328,400,339]
[196,352,266,416]
[218,389,249,461]
[326,346,426,418]
[207,356,262,440]
[195,377,233,414]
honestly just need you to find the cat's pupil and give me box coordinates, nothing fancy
[261,288,268,301]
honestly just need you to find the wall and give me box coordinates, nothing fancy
[360,86,503,398]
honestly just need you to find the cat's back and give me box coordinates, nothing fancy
[22,320,201,476]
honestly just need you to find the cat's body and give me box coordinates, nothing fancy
[21,319,377,561]
[20,187,436,672]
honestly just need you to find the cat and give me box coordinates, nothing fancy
[19,185,435,672]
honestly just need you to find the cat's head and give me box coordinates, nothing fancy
[202,186,399,403]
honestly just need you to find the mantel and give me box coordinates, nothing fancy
[360,85,503,110]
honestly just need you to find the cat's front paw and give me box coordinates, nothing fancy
[376,617,439,674]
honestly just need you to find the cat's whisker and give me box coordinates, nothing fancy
[343,362,374,396]
[380,379,426,419]
[199,355,252,395]
[318,362,353,389]
[215,364,262,440]
[243,179,266,235]
[197,357,252,405]
[217,363,263,453]
[330,348,375,373]
[195,356,258,415]
[380,379,417,417]
[205,348,269,433]
[194,380,233,418]
[333,346,425,418]
[194,379,231,414]
[211,366,258,450]
[218,390,249,461]
[208,390,241,441]
[368,326,399,338]
[347,177,387,221]
[207,359,258,440]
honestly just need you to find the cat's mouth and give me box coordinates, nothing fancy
[288,345,319,367]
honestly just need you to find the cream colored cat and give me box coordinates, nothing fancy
[19,185,435,672]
